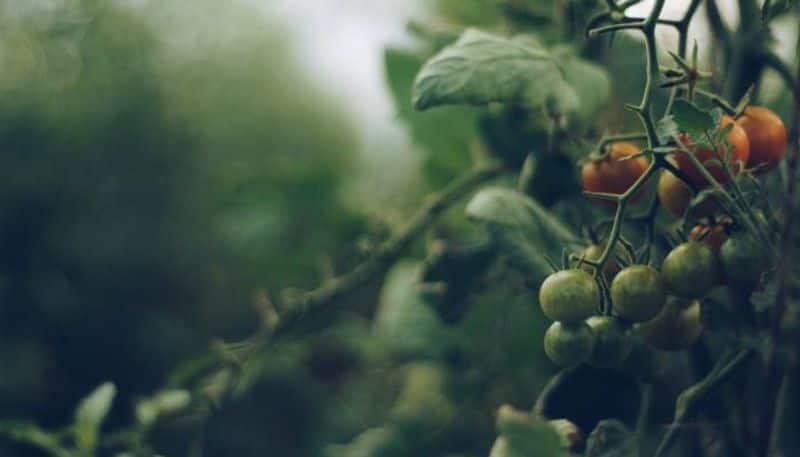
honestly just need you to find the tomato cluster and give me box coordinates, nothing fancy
[659,106,787,216]
[544,105,785,367]
[539,244,713,366]
[581,107,787,219]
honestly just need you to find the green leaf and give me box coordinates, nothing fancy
[406,20,462,51]
[135,390,192,427]
[384,47,476,186]
[412,29,609,120]
[74,382,116,451]
[466,188,577,286]
[554,45,611,124]
[670,99,715,140]
[0,421,66,457]
[490,405,566,457]
[584,420,639,457]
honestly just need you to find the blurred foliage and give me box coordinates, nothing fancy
[0,0,363,455]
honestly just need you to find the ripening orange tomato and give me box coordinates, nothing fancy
[581,142,648,207]
[736,106,787,172]
[657,170,718,218]
[674,116,750,186]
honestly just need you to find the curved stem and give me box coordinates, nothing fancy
[665,0,704,115]
[583,0,668,274]
[653,348,754,457]
[274,164,505,334]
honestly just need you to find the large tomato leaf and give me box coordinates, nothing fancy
[412,29,609,123]
[466,187,577,286]
[384,47,476,185]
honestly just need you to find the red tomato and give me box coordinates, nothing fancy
[688,220,729,253]
[737,106,787,173]
[674,116,750,186]
[582,142,648,207]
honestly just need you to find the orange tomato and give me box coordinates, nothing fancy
[737,106,787,173]
[657,170,718,218]
[674,116,750,186]
[581,142,648,207]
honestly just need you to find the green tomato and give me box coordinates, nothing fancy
[539,269,599,324]
[543,321,595,367]
[610,265,666,322]
[661,242,717,298]
[586,316,632,367]
[720,232,771,287]
[635,297,703,351]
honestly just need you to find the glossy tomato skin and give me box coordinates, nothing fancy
[674,116,750,186]
[610,265,666,323]
[720,232,771,287]
[586,316,632,367]
[657,170,718,219]
[582,142,648,206]
[544,321,595,367]
[539,269,599,324]
[661,242,718,298]
[636,298,703,351]
[737,106,787,172]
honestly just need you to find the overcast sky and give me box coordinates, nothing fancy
[262,0,425,209]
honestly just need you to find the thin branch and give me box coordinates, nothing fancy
[762,51,800,99]
[653,348,755,457]
[762,35,800,455]
[272,163,504,334]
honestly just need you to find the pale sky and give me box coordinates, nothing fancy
[263,0,425,211]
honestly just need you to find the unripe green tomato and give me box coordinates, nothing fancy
[661,242,717,298]
[539,269,599,324]
[581,244,624,279]
[610,265,666,322]
[720,232,771,287]
[586,316,632,367]
[544,321,595,367]
[635,298,703,351]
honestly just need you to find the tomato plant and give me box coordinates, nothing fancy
[610,265,666,322]
[636,298,703,351]
[737,106,788,171]
[689,220,730,252]
[2,2,797,457]
[586,316,631,368]
[544,321,596,367]
[673,115,750,186]
[661,242,718,298]
[657,169,718,218]
[581,142,648,206]
[539,269,599,324]
[720,231,772,287]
